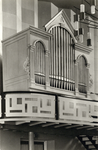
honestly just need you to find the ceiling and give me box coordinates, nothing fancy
[39,0,98,20]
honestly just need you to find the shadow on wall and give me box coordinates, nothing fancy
[55,136,85,150]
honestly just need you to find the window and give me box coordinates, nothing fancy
[49,25,75,91]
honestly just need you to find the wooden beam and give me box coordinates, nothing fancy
[87,127,98,130]
[65,124,82,129]
[54,123,71,128]
[1,118,98,127]
[29,121,46,126]
[42,122,59,127]
[77,125,94,130]
[16,121,30,125]
[2,124,98,136]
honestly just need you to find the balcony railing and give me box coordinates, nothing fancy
[5,94,55,119]
[58,97,98,123]
[4,93,98,126]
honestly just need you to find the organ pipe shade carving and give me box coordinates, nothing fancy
[49,25,75,91]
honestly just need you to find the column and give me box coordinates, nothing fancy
[74,61,79,95]
[34,0,38,28]
[16,0,22,32]
[21,0,38,30]
[45,50,50,89]
[29,132,34,150]
[30,45,35,84]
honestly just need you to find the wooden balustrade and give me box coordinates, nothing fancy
[58,96,98,123]
[4,93,98,125]
[5,94,55,119]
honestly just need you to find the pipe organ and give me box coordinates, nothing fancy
[2,10,92,96]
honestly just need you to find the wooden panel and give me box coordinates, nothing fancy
[3,32,28,91]
[18,36,28,75]
[58,96,98,123]
[5,94,55,119]
[6,41,18,79]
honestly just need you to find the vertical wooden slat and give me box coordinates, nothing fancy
[52,28,54,87]
[36,43,38,73]
[54,27,56,87]
[60,27,62,88]
[63,29,66,89]
[53,28,56,87]
[58,27,61,88]
[61,27,63,89]
[57,27,59,88]
[52,29,54,86]
[39,42,41,84]
[70,37,72,91]
[56,26,58,88]
[66,31,69,90]
[50,29,52,86]
[69,34,71,90]
[65,30,67,89]
[72,40,75,91]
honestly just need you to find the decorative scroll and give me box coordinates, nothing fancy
[58,97,98,123]
[89,73,93,88]
[23,57,30,74]
[5,94,55,119]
